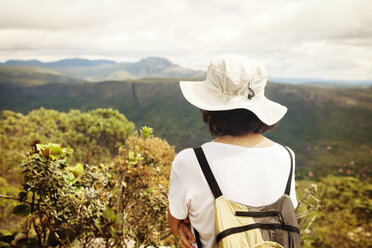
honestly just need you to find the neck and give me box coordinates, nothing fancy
[213,133,275,148]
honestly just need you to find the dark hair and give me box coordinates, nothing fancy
[201,109,278,137]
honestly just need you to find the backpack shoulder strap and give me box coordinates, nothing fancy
[194,228,203,248]
[193,147,223,199]
[281,145,294,195]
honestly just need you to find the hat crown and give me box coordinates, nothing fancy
[206,55,267,99]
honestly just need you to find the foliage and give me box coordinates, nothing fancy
[0,177,20,231]
[0,126,176,247]
[0,108,135,185]
[294,182,321,247]
[307,176,372,248]
[0,143,113,247]
[295,177,372,248]
[111,126,176,246]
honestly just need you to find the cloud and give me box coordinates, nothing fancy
[0,0,371,80]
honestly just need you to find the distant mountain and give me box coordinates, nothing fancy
[1,57,205,81]
[119,57,205,79]
[5,59,43,66]
[270,77,372,87]
[133,57,173,67]
[4,58,116,67]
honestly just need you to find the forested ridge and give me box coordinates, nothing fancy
[0,80,371,181]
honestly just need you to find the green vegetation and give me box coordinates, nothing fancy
[112,128,176,246]
[265,84,372,181]
[296,177,372,248]
[9,143,111,247]
[0,126,177,247]
[0,108,136,231]
[0,66,83,86]
[0,108,135,185]
[0,177,20,231]
[0,107,370,247]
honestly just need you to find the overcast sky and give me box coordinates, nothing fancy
[0,0,371,80]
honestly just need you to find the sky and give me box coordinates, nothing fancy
[0,0,371,80]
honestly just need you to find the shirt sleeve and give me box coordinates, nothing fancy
[168,164,189,220]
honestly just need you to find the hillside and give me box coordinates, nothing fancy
[1,57,205,81]
[0,80,371,181]
[0,66,84,86]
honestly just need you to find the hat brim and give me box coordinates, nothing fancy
[180,80,287,125]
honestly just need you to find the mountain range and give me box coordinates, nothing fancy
[0,57,205,82]
[1,57,372,87]
[270,77,372,88]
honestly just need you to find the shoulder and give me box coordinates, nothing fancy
[172,148,198,174]
[269,143,296,167]
[173,147,196,164]
[279,144,295,158]
[275,144,296,172]
[271,142,295,155]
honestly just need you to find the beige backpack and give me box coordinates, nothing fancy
[193,146,301,248]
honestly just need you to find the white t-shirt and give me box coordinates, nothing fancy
[168,141,298,248]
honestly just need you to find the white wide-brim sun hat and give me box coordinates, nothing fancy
[180,55,287,126]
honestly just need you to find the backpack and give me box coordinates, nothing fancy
[193,146,301,248]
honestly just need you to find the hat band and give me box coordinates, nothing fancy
[207,80,258,102]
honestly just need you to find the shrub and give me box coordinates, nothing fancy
[0,108,135,186]
[1,143,112,247]
[111,126,176,246]
[0,127,176,247]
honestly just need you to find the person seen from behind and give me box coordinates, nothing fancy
[168,55,300,248]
